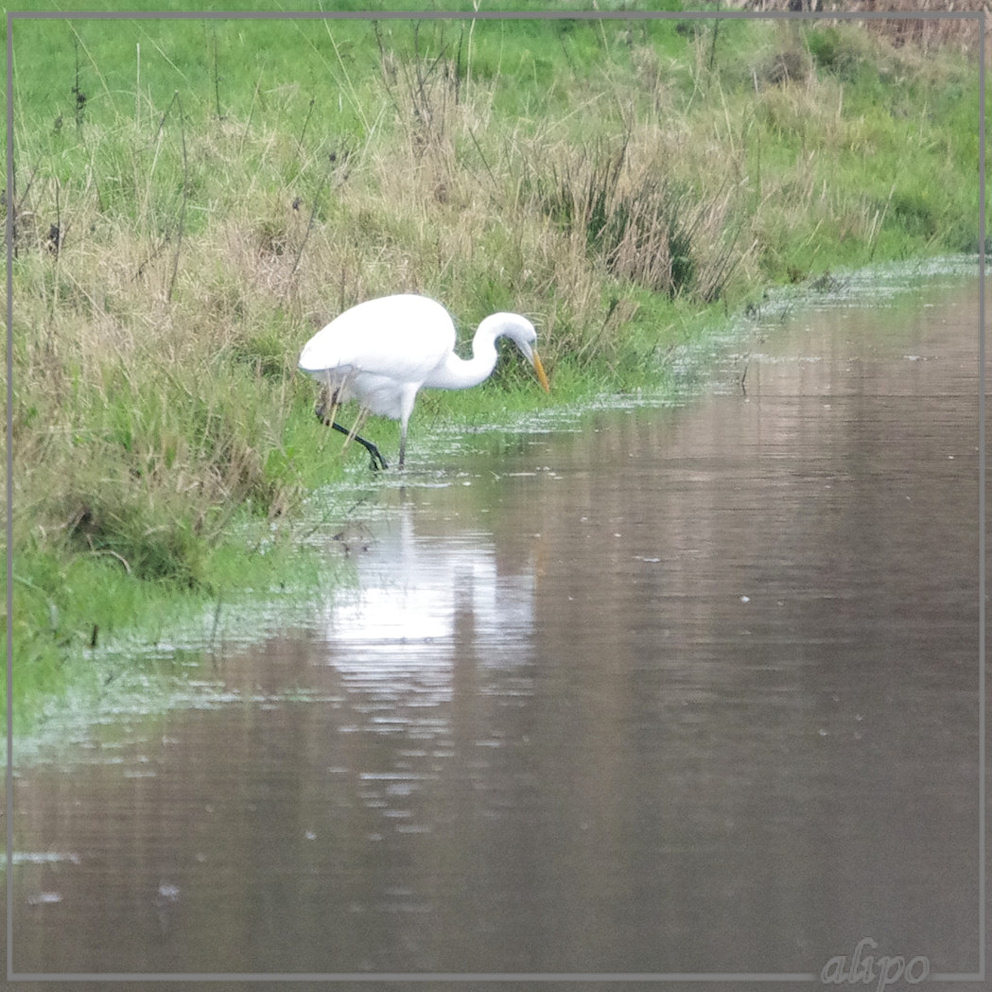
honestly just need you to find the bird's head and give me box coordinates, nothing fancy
[487,313,550,392]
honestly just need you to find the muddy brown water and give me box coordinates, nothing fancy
[7,271,983,982]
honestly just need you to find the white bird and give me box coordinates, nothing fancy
[298,293,550,469]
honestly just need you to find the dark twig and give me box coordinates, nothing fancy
[708,17,720,72]
[153,90,180,146]
[466,126,497,190]
[212,25,223,119]
[48,179,62,257]
[454,26,463,106]
[72,36,87,128]
[286,170,329,291]
[296,96,315,156]
[167,92,189,303]
[373,21,403,118]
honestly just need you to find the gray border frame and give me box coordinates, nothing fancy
[4,6,986,984]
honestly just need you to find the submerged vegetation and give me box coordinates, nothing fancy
[4,4,983,717]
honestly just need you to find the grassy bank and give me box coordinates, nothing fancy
[4,5,983,722]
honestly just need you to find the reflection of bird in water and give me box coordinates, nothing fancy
[298,294,550,470]
[324,505,538,664]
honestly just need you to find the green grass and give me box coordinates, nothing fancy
[3,5,984,728]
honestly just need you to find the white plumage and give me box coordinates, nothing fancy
[299,294,549,469]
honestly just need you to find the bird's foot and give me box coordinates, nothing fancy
[326,419,388,470]
[365,444,388,471]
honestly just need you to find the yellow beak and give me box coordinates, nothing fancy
[532,351,550,392]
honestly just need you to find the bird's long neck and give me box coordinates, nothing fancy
[424,320,502,391]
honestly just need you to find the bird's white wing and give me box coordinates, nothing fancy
[299,295,457,383]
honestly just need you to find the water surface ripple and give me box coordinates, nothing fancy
[9,273,982,979]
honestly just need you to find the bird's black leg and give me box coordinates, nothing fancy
[327,420,389,471]
[315,396,389,471]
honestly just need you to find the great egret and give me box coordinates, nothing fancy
[298,293,550,469]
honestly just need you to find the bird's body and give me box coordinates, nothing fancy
[299,294,549,468]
